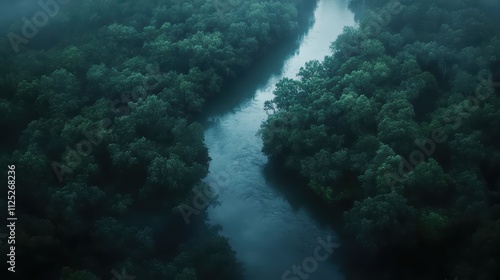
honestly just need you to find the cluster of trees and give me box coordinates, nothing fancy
[0,0,314,278]
[260,0,500,279]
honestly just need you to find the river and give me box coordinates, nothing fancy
[201,0,355,279]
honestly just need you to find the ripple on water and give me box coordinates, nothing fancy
[203,0,354,279]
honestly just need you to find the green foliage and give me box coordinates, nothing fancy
[402,159,452,207]
[344,192,417,255]
[417,210,450,242]
[359,143,401,196]
[259,0,500,278]
[0,0,312,279]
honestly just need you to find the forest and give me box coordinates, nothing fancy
[2,0,500,279]
[0,0,314,279]
[260,0,500,279]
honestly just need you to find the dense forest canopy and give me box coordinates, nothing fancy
[2,0,500,279]
[260,0,500,279]
[0,0,315,279]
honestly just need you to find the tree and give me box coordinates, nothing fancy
[344,192,417,255]
[401,159,452,207]
[376,98,420,154]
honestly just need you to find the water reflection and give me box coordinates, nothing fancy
[203,0,355,279]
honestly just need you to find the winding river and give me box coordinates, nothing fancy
[201,0,355,279]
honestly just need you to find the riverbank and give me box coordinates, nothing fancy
[202,1,355,279]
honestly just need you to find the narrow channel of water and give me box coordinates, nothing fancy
[202,1,355,279]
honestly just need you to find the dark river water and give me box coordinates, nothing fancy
[201,0,355,279]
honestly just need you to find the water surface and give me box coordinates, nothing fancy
[202,0,356,279]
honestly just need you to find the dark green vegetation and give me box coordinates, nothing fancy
[260,0,500,279]
[0,0,313,278]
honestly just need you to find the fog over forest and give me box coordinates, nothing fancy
[0,0,499,280]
